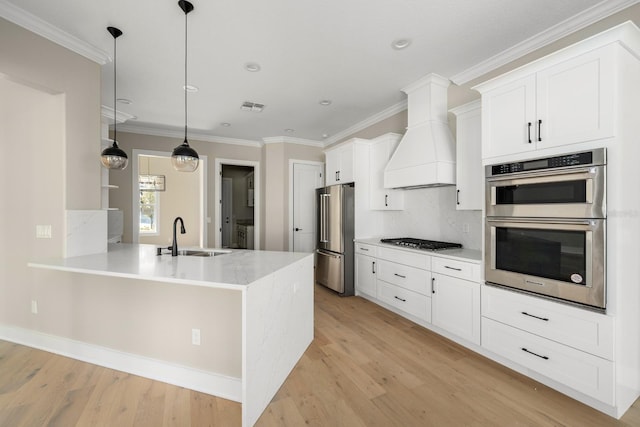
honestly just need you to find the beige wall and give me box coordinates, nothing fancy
[108,132,263,246]
[138,155,201,247]
[0,18,242,376]
[0,18,102,210]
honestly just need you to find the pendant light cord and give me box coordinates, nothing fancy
[184,10,188,144]
[113,33,117,147]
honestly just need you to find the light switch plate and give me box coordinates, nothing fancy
[36,225,52,239]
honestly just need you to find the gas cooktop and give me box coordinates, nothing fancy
[380,237,462,251]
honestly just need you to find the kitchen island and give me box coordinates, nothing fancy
[27,244,314,427]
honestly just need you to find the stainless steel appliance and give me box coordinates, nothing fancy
[380,237,462,251]
[485,149,607,310]
[315,183,355,296]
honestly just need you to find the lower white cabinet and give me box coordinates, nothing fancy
[355,253,377,297]
[431,273,480,345]
[482,317,614,405]
[355,242,481,346]
[377,280,431,322]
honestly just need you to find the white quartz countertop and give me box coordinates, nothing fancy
[29,244,313,291]
[354,238,482,263]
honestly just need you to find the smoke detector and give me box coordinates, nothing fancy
[241,101,265,112]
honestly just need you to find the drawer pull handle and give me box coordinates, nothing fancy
[527,122,532,144]
[431,277,435,294]
[521,311,549,322]
[372,261,376,274]
[360,247,369,251]
[394,296,406,302]
[522,347,549,360]
[394,273,406,279]
[445,266,462,271]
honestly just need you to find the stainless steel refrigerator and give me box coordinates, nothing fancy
[315,183,355,296]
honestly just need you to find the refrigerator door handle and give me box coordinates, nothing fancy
[320,193,330,243]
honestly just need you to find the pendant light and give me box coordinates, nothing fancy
[171,0,199,172]
[101,26,129,170]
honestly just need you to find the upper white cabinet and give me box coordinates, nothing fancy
[369,133,404,210]
[450,100,482,210]
[476,45,615,160]
[325,142,355,185]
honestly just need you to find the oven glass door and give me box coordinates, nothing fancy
[486,165,605,218]
[485,218,605,309]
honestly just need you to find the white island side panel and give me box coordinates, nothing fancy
[242,255,314,427]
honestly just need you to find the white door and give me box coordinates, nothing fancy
[292,162,323,252]
[221,177,233,248]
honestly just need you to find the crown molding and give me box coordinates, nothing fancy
[0,0,110,64]
[101,105,136,124]
[324,99,407,146]
[451,0,639,85]
[262,136,324,147]
[116,122,264,148]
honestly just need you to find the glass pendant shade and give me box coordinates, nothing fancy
[101,141,129,169]
[171,140,199,172]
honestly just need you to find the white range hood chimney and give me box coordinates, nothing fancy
[384,73,456,189]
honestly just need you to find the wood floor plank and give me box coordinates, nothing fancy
[0,283,639,426]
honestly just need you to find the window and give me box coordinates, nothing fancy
[139,189,159,235]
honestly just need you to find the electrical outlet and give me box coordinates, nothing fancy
[31,300,38,314]
[462,223,470,233]
[191,328,201,346]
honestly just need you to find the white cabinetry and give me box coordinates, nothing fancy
[369,133,404,210]
[450,100,482,210]
[431,257,480,345]
[355,243,377,297]
[355,241,482,346]
[325,143,355,185]
[481,285,615,405]
[476,45,615,160]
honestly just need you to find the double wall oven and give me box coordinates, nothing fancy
[485,149,606,311]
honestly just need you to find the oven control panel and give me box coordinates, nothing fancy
[490,151,599,176]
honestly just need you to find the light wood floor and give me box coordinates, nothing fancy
[1,285,639,426]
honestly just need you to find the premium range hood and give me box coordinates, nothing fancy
[384,73,456,189]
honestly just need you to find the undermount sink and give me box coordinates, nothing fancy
[177,249,232,257]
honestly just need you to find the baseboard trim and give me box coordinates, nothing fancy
[0,324,242,402]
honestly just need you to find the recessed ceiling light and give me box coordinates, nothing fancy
[391,38,412,50]
[117,98,132,104]
[319,99,332,106]
[285,128,295,133]
[245,62,261,72]
[221,122,231,127]
[322,133,329,139]
[183,85,198,92]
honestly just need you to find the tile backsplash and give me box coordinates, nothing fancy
[382,186,482,250]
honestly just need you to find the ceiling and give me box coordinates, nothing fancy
[2,0,633,144]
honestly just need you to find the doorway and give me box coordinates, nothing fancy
[215,159,260,249]
[289,160,324,253]
[132,150,207,247]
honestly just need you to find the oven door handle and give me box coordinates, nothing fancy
[486,218,595,226]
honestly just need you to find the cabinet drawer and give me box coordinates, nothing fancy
[432,256,478,281]
[377,280,431,322]
[355,243,377,256]
[482,318,614,405]
[376,247,431,270]
[377,260,431,295]
[482,286,613,360]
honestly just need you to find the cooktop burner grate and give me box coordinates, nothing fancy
[380,237,462,251]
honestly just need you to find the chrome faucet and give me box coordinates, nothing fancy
[171,216,186,256]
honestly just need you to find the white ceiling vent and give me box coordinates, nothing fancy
[241,101,265,112]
